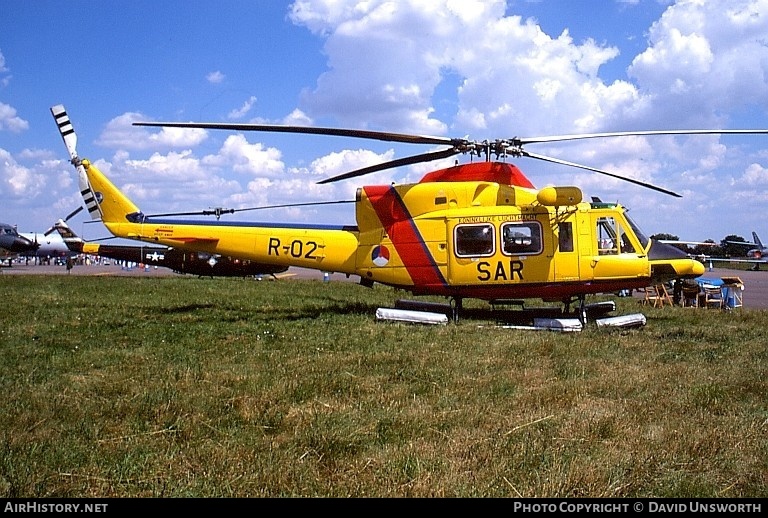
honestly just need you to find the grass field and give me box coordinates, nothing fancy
[0,275,766,497]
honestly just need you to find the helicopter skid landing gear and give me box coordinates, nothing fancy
[563,295,587,328]
[576,296,587,327]
[450,297,463,323]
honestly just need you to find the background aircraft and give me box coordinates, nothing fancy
[660,232,768,271]
[722,232,767,270]
[1,221,40,266]
[5,208,92,265]
[1,221,39,254]
[16,230,72,264]
[52,218,289,278]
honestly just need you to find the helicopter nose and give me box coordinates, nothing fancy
[670,255,706,278]
[647,239,705,283]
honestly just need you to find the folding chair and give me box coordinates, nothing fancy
[642,284,672,307]
[681,283,700,307]
[703,286,723,309]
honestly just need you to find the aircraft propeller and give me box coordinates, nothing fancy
[44,206,84,236]
[132,122,768,198]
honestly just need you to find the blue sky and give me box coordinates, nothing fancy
[2,0,768,243]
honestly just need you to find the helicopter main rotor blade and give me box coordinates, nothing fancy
[318,147,462,184]
[133,120,768,196]
[518,128,768,145]
[144,200,354,218]
[133,121,458,147]
[229,200,355,213]
[522,150,682,198]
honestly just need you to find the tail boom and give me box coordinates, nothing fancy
[101,218,360,274]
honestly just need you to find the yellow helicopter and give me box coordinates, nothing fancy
[52,104,767,322]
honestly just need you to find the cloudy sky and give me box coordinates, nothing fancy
[1,0,767,242]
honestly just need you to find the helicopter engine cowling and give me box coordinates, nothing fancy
[536,186,582,206]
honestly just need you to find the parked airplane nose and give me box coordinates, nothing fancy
[8,235,39,253]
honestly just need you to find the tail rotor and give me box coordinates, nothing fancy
[50,105,102,221]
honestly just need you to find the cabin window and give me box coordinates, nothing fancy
[501,222,542,255]
[455,224,495,257]
[558,222,574,252]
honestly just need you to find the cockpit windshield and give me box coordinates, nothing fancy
[625,213,650,250]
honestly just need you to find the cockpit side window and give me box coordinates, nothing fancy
[597,217,618,255]
[619,226,635,253]
[455,224,495,257]
[597,216,637,254]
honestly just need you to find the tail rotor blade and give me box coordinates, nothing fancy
[51,105,102,221]
[51,105,79,162]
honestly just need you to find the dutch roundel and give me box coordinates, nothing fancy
[372,245,390,267]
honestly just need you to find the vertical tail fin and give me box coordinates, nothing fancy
[752,231,763,248]
[52,219,105,256]
[51,219,85,253]
[50,105,141,225]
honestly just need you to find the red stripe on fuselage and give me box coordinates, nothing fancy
[365,185,447,287]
